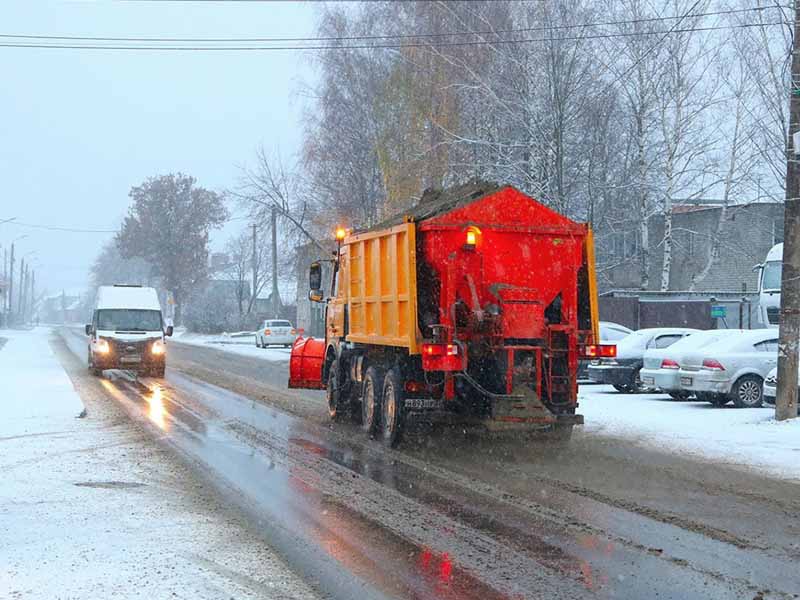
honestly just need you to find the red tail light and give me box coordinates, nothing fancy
[581,344,617,359]
[702,358,725,371]
[422,343,459,356]
[660,358,679,369]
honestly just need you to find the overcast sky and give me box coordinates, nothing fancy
[0,0,317,296]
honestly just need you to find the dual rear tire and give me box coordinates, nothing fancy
[331,363,405,448]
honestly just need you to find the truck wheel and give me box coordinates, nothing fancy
[381,368,405,448]
[151,365,166,378]
[361,366,384,437]
[732,375,763,408]
[326,359,348,421]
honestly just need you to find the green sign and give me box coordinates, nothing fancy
[711,305,727,318]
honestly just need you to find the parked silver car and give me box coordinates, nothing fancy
[678,329,778,407]
[640,329,741,399]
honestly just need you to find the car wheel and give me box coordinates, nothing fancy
[613,385,630,393]
[732,375,763,408]
[381,367,405,448]
[361,366,384,437]
[669,391,692,401]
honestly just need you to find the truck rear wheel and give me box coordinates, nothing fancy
[326,359,348,421]
[361,366,384,437]
[381,367,405,448]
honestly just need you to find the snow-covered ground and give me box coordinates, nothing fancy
[0,328,318,599]
[580,384,800,481]
[172,331,292,362]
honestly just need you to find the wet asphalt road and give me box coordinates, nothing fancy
[60,329,800,599]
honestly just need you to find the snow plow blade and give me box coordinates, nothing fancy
[288,336,326,390]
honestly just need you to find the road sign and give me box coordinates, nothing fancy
[711,305,727,318]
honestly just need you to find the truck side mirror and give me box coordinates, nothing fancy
[85,324,92,336]
[752,263,764,272]
[309,262,322,291]
[165,325,174,337]
[308,289,324,303]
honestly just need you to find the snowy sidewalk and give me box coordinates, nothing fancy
[580,384,800,482]
[0,329,319,600]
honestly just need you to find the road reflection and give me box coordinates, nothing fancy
[146,385,168,431]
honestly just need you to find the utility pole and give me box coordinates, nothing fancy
[251,223,258,311]
[17,258,25,324]
[271,206,280,318]
[2,247,7,315]
[8,243,14,322]
[30,270,35,324]
[776,2,800,422]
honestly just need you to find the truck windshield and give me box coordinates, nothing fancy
[762,261,782,291]
[97,309,162,331]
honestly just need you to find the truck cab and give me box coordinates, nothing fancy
[85,284,173,377]
[757,243,782,328]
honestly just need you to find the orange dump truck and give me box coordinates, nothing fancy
[289,182,613,447]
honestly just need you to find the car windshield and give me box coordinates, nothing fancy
[97,309,162,331]
[762,260,782,291]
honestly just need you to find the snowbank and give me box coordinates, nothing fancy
[580,384,800,481]
[172,332,292,362]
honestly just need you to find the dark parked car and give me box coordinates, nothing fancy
[587,327,696,392]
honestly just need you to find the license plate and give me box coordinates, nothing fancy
[680,376,692,386]
[642,376,655,385]
[404,398,444,410]
[120,355,141,363]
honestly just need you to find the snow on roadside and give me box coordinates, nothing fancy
[580,384,800,481]
[0,327,85,435]
[172,332,292,362]
[0,328,319,600]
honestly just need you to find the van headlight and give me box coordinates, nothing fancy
[96,339,110,354]
[151,340,166,356]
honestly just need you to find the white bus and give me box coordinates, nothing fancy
[757,243,782,328]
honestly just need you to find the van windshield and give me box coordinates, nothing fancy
[97,309,162,332]
[762,261,782,291]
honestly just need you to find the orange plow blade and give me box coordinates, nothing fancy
[288,336,326,389]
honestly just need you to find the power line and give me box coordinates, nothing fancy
[0,5,787,44]
[9,221,118,233]
[0,21,788,52]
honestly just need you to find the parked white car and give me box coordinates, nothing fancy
[599,321,633,342]
[762,367,800,405]
[255,320,297,348]
[678,329,779,408]
[587,327,697,392]
[640,329,741,400]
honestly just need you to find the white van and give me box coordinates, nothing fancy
[756,243,782,328]
[85,285,173,377]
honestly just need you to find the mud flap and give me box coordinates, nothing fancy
[288,337,326,390]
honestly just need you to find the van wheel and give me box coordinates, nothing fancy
[361,366,384,437]
[255,337,261,348]
[381,368,405,448]
[732,375,763,408]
